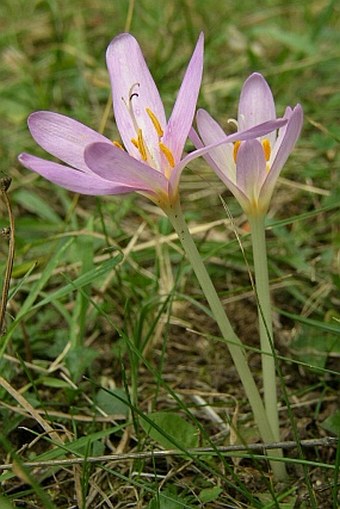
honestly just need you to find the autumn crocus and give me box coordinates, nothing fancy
[18,35,289,479]
[19,36,285,211]
[192,72,303,470]
[191,72,303,216]
[18,33,203,206]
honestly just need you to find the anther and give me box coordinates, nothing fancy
[146,108,164,138]
[137,129,147,161]
[131,130,147,161]
[233,141,241,162]
[262,138,271,161]
[112,141,124,150]
[159,142,175,169]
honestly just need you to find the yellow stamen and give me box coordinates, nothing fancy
[262,138,271,161]
[131,138,139,149]
[233,140,241,162]
[146,108,164,138]
[137,128,147,161]
[130,128,148,161]
[159,142,175,169]
[113,140,124,150]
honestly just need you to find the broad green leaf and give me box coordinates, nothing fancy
[321,411,340,435]
[66,346,99,382]
[147,486,193,509]
[198,486,223,503]
[0,495,15,509]
[95,388,130,417]
[141,411,199,450]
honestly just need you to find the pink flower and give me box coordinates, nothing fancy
[19,36,287,210]
[191,73,303,215]
[18,33,204,207]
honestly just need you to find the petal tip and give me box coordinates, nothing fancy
[106,32,138,60]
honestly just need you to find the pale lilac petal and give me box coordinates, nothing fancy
[84,142,168,195]
[236,140,267,201]
[238,73,276,146]
[259,104,303,206]
[214,172,251,211]
[170,118,286,194]
[163,33,204,163]
[18,153,132,195]
[186,126,230,184]
[183,118,286,168]
[27,111,111,173]
[269,106,294,164]
[106,33,166,160]
[195,108,235,181]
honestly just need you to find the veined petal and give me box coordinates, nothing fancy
[195,108,235,181]
[238,73,276,146]
[183,118,287,168]
[163,33,204,164]
[106,33,166,159]
[18,153,131,195]
[170,118,286,196]
[190,127,251,208]
[236,139,267,201]
[27,111,111,173]
[84,142,168,195]
[259,104,303,207]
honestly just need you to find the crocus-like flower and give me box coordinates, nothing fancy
[191,72,303,216]
[19,36,287,210]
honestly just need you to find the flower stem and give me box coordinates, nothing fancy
[165,199,286,480]
[248,214,281,444]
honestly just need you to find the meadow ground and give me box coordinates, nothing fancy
[0,0,339,507]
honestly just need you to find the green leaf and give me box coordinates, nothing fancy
[147,486,193,509]
[198,486,223,503]
[13,189,62,224]
[95,388,130,417]
[2,238,75,348]
[141,411,199,450]
[34,253,123,310]
[38,377,71,389]
[291,323,340,370]
[321,411,340,435]
[66,346,99,382]
[0,495,15,509]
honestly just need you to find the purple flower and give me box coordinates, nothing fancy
[18,33,204,207]
[19,36,287,210]
[191,73,303,215]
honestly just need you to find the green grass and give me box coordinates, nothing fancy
[0,0,339,507]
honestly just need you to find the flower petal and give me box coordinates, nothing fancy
[184,127,250,210]
[163,33,204,164]
[27,111,111,173]
[84,142,168,195]
[183,118,287,169]
[18,153,130,195]
[259,104,303,207]
[238,73,276,146]
[195,108,235,181]
[106,33,166,160]
[236,139,267,201]
[170,118,286,198]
